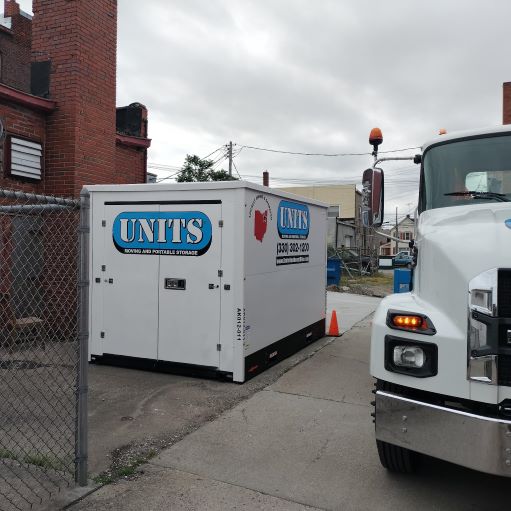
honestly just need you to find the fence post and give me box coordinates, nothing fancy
[76,189,90,486]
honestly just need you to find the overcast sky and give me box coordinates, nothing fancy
[19,1,511,221]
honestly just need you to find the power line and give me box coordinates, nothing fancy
[232,160,242,180]
[156,170,182,183]
[238,143,420,157]
[148,163,182,171]
[211,155,229,171]
[237,172,418,186]
[202,145,226,160]
[149,146,225,173]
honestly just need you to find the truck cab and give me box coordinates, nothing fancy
[364,125,511,477]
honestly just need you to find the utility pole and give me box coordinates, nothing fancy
[228,141,233,177]
[395,207,399,255]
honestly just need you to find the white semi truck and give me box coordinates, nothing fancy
[363,125,511,476]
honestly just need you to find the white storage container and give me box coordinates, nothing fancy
[85,181,327,382]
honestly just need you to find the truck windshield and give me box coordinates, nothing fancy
[421,134,511,211]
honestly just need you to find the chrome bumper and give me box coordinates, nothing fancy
[376,391,511,477]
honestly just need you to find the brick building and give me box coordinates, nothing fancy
[0,0,151,345]
[0,0,150,198]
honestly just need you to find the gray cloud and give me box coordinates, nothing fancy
[23,0,511,217]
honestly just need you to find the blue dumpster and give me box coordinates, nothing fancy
[327,258,342,286]
[394,268,411,293]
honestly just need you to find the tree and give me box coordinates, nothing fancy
[176,154,238,182]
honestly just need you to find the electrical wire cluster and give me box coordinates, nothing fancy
[238,144,420,157]
[148,140,421,186]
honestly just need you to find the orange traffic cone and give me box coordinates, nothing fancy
[328,310,340,337]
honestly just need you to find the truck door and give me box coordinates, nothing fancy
[157,203,222,368]
[101,204,160,359]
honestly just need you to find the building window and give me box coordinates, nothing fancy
[6,136,43,180]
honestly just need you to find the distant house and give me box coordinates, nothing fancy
[379,215,415,255]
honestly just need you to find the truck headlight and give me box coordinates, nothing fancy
[393,346,425,368]
[385,336,438,377]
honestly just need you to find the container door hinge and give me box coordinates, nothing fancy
[218,220,224,227]
[100,332,105,339]
[217,344,222,351]
[102,220,106,227]
[218,270,223,277]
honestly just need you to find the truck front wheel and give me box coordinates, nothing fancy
[374,380,417,474]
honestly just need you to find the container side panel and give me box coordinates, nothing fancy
[245,192,326,275]
[243,189,327,360]
[244,264,326,356]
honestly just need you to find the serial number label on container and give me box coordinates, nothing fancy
[276,242,310,265]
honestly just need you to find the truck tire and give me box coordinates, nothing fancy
[374,380,417,474]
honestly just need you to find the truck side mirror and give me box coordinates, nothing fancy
[362,167,384,228]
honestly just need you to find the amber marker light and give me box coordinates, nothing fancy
[439,128,447,135]
[386,311,437,335]
[392,315,424,330]
[369,127,383,147]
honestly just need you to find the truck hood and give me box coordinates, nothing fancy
[416,202,511,327]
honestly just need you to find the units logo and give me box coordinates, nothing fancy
[112,211,212,256]
[277,200,309,239]
[248,194,273,243]
[506,219,511,230]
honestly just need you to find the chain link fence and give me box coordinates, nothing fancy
[0,189,88,511]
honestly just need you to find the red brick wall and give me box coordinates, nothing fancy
[0,13,32,92]
[115,143,146,184]
[0,100,46,193]
[31,0,118,197]
[504,83,511,125]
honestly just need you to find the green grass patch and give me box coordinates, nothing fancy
[22,453,68,472]
[93,448,159,486]
[345,272,393,286]
[92,473,114,485]
[0,448,17,461]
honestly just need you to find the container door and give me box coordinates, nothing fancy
[101,204,160,359]
[157,203,222,368]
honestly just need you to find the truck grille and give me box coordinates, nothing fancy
[499,354,511,387]
[498,269,511,318]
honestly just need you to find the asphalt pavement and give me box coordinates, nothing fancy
[71,292,510,510]
[82,292,378,478]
